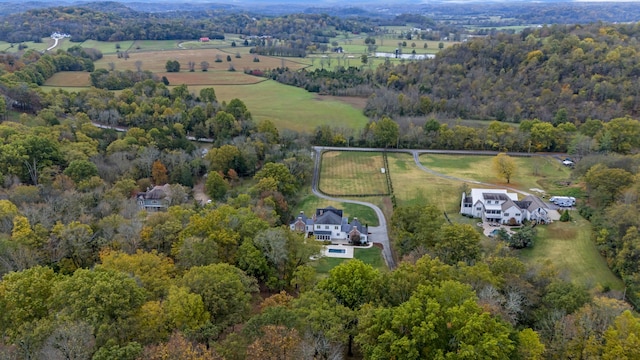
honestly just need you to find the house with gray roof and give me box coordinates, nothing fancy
[290,206,368,244]
[136,184,172,211]
[460,189,551,225]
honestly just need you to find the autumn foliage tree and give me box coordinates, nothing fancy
[493,153,516,183]
[151,160,168,185]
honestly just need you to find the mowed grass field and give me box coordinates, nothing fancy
[195,81,369,132]
[387,152,465,213]
[319,151,389,196]
[419,154,575,195]
[519,216,624,290]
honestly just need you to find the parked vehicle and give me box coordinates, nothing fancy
[549,196,576,206]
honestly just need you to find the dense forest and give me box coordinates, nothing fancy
[0,3,640,359]
[272,23,640,124]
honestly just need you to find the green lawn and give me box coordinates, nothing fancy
[79,40,135,54]
[295,192,379,227]
[311,247,386,275]
[519,215,624,290]
[319,151,389,196]
[418,154,578,197]
[2,38,52,52]
[387,152,465,213]
[208,81,368,132]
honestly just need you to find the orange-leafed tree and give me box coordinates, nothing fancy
[151,160,168,185]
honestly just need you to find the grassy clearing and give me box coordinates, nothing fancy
[519,215,624,290]
[94,49,307,74]
[165,71,265,86]
[418,154,577,196]
[2,38,52,52]
[310,247,386,275]
[295,192,379,227]
[43,72,91,87]
[79,40,135,54]
[196,81,368,132]
[387,152,465,213]
[319,151,388,196]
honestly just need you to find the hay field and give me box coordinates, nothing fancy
[319,151,389,196]
[94,49,308,73]
[193,81,368,132]
[44,72,91,87]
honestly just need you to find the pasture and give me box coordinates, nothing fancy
[79,40,135,54]
[319,151,389,196]
[387,152,465,213]
[418,154,576,196]
[43,72,91,87]
[93,49,308,74]
[197,81,369,132]
[519,215,624,290]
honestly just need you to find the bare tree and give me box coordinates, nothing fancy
[200,61,210,72]
[108,62,115,71]
[188,61,196,72]
[134,60,142,72]
[136,146,161,178]
[40,321,95,360]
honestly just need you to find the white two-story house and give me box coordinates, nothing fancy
[290,206,368,244]
[460,189,550,225]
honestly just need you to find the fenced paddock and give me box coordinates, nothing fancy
[319,151,390,197]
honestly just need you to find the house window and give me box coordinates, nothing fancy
[325,226,329,229]
[516,213,521,216]
[504,213,509,216]
[476,207,481,210]
[335,226,338,230]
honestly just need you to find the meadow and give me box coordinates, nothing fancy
[196,81,369,132]
[319,151,389,196]
[418,154,579,196]
[519,215,624,291]
[93,49,308,74]
[387,152,466,213]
